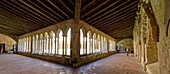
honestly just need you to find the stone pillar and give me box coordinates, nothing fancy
[51,36,53,54]
[71,24,80,59]
[62,35,65,57]
[31,36,33,54]
[55,33,57,55]
[83,36,86,55]
[85,36,88,57]
[48,36,50,54]
[65,35,67,55]
[42,37,44,55]
[57,36,59,55]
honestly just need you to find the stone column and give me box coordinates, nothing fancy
[71,25,80,59]
[55,33,57,55]
[42,37,44,55]
[51,36,53,54]
[48,36,50,54]
[31,36,33,54]
[62,35,65,57]
[85,36,88,57]
[65,35,67,55]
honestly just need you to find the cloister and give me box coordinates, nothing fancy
[0,0,170,74]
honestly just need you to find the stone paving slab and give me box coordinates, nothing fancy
[0,53,147,74]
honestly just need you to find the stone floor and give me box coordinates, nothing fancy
[0,53,147,74]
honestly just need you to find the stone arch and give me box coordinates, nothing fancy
[143,2,159,42]
[117,38,133,50]
[80,27,86,37]
[87,30,92,39]
[0,34,16,51]
[56,29,63,37]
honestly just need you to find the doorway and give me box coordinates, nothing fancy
[0,43,5,53]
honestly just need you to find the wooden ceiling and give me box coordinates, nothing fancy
[0,0,138,40]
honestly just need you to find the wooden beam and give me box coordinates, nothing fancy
[106,21,134,33]
[68,0,74,6]
[92,5,137,25]
[85,0,120,21]
[19,0,56,22]
[97,12,136,28]
[104,18,135,32]
[0,3,43,25]
[94,9,136,28]
[59,0,73,14]
[28,0,61,21]
[75,0,82,24]
[0,14,32,29]
[11,0,51,23]
[47,0,69,19]
[81,0,95,12]
[0,24,24,34]
[0,10,39,28]
[0,17,29,32]
[88,0,138,23]
[81,0,110,18]
[0,26,22,36]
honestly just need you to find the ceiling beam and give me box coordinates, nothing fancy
[28,0,61,21]
[0,18,29,32]
[107,22,134,33]
[0,10,38,29]
[103,18,135,32]
[0,14,32,30]
[85,0,120,21]
[81,0,95,12]
[0,3,42,26]
[47,0,69,19]
[97,12,135,28]
[81,0,110,18]
[0,24,24,34]
[75,0,82,24]
[92,5,137,25]
[0,25,19,35]
[94,9,136,28]
[59,0,73,15]
[68,0,74,6]
[19,0,56,22]
[37,0,65,20]
[88,0,138,23]
[11,0,52,23]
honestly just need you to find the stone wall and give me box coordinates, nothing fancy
[133,0,170,74]
[0,34,16,51]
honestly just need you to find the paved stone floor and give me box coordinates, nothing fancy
[0,53,147,74]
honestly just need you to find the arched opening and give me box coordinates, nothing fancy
[101,36,104,53]
[97,34,101,53]
[87,31,92,54]
[52,31,55,54]
[44,32,49,54]
[93,33,97,54]
[40,33,43,54]
[50,31,55,55]
[35,34,39,54]
[58,30,63,55]
[32,35,35,53]
[28,36,31,53]
[80,29,84,55]
[0,34,16,53]
[66,28,71,56]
